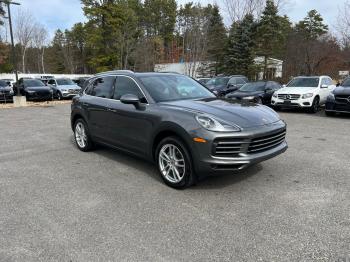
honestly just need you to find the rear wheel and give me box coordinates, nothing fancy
[156,136,195,189]
[74,119,94,151]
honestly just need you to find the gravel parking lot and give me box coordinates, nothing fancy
[0,104,349,262]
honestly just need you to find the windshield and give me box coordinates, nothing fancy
[206,77,230,87]
[0,80,8,87]
[24,80,45,87]
[341,78,350,87]
[139,75,215,102]
[56,79,75,85]
[239,82,266,92]
[287,78,319,87]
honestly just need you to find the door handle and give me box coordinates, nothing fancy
[107,108,117,113]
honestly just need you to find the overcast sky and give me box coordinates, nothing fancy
[10,0,346,36]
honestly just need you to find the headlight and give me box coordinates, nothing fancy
[243,96,255,100]
[195,115,240,132]
[272,92,277,98]
[302,93,313,99]
[27,90,35,94]
[327,92,335,100]
[61,89,67,92]
[9,90,14,95]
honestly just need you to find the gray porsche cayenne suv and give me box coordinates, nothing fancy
[71,71,287,188]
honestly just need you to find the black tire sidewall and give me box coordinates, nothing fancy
[74,119,93,151]
[156,136,195,189]
[310,97,319,113]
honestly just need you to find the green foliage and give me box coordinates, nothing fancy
[296,9,328,40]
[206,5,227,75]
[225,14,257,78]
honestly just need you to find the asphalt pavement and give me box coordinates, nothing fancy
[0,104,349,262]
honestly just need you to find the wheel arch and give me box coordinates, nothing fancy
[151,124,194,162]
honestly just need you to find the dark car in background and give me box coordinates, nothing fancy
[206,75,248,96]
[0,80,14,102]
[17,78,53,101]
[197,78,211,85]
[71,71,287,189]
[325,77,350,116]
[225,81,282,104]
[73,77,90,88]
[47,78,81,99]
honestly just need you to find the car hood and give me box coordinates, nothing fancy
[25,86,52,91]
[57,84,81,90]
[160,98,281,128]
[230,91,263,98]
[276,86,317,94]
[333,86,350,95]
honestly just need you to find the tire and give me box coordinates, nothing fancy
[273,106,281,111]
[74,119,94,152]
[325,110,335,116]
[255,97,263,104]
[309,97,320,113]
[155,136,196,189]
[56,91,63,100]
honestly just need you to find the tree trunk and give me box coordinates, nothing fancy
[22,47,27,73]
[41,48,45,74]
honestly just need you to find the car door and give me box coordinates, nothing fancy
[105,75,153,155]
[81,76,115,140]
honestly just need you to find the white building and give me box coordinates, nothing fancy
[155,57,283,80]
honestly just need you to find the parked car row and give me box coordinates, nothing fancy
[198,74,350,116]
[0,76,86,102]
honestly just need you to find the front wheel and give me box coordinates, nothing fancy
[56,91,63,100]
[325,110,335,116]
[74,119,94,151]
[156,136,195,189]
[309,97,320,113]
[255,97,263,104]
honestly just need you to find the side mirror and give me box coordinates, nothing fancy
[120,94,141,109]
[321,84,328,88]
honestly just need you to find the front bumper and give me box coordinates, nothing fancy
[26,92,53,101]
[62,90,80,98]
[271,96,314,108]
[0,93,14,102]
[325,100,350,113]
[190,121,288,178]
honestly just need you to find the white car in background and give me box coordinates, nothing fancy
[271,76,335,113]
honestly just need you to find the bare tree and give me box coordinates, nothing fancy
[14,9,35,73]
[223,0,290,23]
[336,0,350,46]
[32,24,48,73]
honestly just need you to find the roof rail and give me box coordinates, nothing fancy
[95,70,135,76]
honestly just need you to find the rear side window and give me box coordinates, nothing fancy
[236,78,246,85]
[113,76,146,102]
[87,76,115,98]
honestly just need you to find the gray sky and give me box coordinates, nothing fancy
[12,0,346,35]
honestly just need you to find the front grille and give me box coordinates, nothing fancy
[278,94,300,100]
[335,95,350,103]
[248,129,286,154]
[68,89,79,94]
[212,138,245,157]
[212,129,286,157]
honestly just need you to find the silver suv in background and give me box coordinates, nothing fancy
[48,78,82,100]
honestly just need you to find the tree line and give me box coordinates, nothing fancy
[0,0,350,81]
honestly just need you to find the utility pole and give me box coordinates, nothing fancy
[1,0,20,94]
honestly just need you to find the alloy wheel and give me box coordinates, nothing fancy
[75,122,87,148]
[158,144,186,183]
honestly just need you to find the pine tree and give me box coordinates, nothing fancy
[206,5,227,75]
[225,14,257,79]
[255,0,291,79]
[296,9,328,40]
